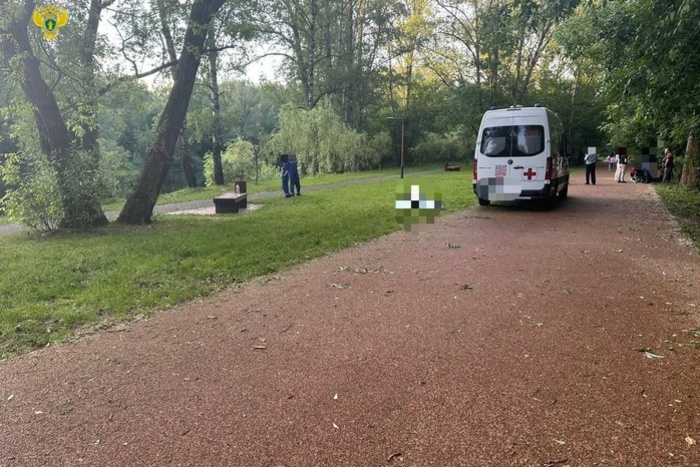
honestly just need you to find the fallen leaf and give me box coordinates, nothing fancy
[7,394,14,401]
[252,345,266,350]
[686,436,696,446]
[34,410,43,415]
[387,451,403,462]
[333,393,338,400]
[207,315,217,320]
[644,351,664,359]
[332,422,339,429]
[554,439,566,445]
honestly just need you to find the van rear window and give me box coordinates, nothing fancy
[480,125,545,157]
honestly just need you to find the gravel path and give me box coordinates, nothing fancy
[2,169,700,466]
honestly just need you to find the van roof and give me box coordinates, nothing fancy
[481,107,553,125]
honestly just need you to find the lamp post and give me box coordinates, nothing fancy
[386,116,405,178]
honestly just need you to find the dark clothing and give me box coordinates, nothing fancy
[288,160,299,178]
[282,162,290,195]
[288,160,301,195]
[585,163,596,185]
[662,153,674,182]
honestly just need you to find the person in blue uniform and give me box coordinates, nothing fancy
[280,154,291,197]
[288,154,301,196]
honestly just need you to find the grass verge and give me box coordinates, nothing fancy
[100,164,443,212]
[0,171,473,359]
[655,183,700,252]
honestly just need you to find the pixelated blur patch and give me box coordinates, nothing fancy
[395,181,442,232]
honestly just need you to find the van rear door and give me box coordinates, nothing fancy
[476,117,547,200]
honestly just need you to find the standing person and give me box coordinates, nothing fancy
[662,147,675,183]
[288,154,301,196]
[615,151,628,183]
[584,151,597,185]
[606,153,617,171]
[281,154,291,197]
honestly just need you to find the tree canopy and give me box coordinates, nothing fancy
[1,0,698,230]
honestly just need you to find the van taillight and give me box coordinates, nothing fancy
[545,157,552,180]
[473,157,478,180]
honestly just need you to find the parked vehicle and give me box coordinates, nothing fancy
[472,105,570,206]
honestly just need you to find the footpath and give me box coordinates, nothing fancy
[2,170,700,466]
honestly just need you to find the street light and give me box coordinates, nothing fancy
[386,116,405,179]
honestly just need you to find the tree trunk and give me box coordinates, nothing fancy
[0,0,107,228]
[117,0,227,224]
[208,18,225,185]
[681,130,700,189]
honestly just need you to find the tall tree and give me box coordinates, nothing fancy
[206,17,225,185]
[155,0,198,187]
[263,0,395,129]
[116,0,227,224]
[558,0,700,188]
[0,0,108,228]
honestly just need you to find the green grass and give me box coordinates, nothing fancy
[655,183,700,251]
[100,164,443,212]
[0,170,474,359]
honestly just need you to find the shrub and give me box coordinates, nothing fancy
[410,131,471,164]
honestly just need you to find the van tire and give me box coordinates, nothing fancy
[558,184,568,200]
[478,198,491,206]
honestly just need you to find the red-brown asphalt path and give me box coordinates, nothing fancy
[2,169,700,466]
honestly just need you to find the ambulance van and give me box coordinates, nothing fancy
[472,105,570,206]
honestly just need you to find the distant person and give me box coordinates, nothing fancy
[288,154,301,196]
[662,148,675,183]
[606,153,617,171]
[281,154,291,197]
[584,151,597,185]
[615,152,628,183]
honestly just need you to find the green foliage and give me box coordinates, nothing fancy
[271,100,387,174]
[410,131,471,164]
[559,0,700,151]
[0,170,475,358]
[203,138,278,185]
[0,152,64,232]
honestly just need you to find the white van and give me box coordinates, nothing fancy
[472,105,570,206]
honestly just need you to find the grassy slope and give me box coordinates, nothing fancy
[101,165,443,211]
[0,171,473,359]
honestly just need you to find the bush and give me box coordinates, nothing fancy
[410,131,472,164]
[0,151,63,232]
